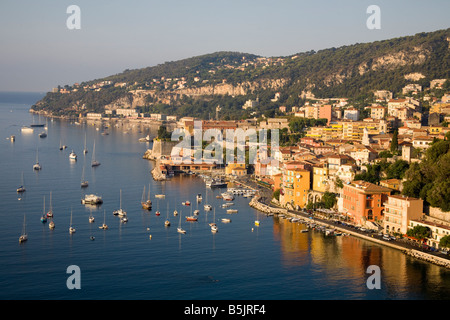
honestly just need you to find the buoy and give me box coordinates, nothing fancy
[149,235,152,239]
[251,228,254,232]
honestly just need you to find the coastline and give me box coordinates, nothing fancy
[248,194,450,270]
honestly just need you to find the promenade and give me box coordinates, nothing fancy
[234,176,450,270]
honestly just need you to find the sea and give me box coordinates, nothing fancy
[0,91,449,302]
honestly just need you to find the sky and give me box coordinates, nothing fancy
[0,0,448,92]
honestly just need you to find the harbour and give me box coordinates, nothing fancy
[1,92,450,300]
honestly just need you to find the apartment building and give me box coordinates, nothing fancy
[383,195,423,235]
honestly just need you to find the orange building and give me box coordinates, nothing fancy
[342,180,391,226]
[280,168,310,209]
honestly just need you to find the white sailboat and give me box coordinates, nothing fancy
[83,133,88,154]
[165,203,170,227]
[99,209,108,229]
[33,148,42,170]
[113,189,127,217]
[204,187,212,211]
[89,210,95,223]
[81,165,88,188]
[177,211,186,234]
[69,150,77,160]
[91,140,100,167]
[69,209,76,234]
[210,208,218,233]
[16,172,26,193]
[46,191,54,218]
[19,214,27,243]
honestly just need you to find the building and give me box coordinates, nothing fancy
[280,168,310,210]
[380,179,402,192]
[225,162,247,176]
[312,164,330,193]
[369,106,386,120]
[342,180,391,226]
[343,108,359,121]
[383,195,423,235]
[408,219,450,250]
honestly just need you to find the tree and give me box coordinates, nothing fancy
[272,189,280,201]
[320,192,337,209]
[439,235,450,250]
[390,129,398,153]
[406,225,430,242]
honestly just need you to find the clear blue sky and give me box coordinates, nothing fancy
[0,0,448,92]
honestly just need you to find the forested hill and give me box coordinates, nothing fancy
[32,28,449,118]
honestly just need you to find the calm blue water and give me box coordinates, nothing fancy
[0,92,449,300]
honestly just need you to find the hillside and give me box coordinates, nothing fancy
[31,28,450,119]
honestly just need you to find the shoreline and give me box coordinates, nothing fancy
[248,194,450,269]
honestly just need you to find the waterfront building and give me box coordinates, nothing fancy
[342,180,391,226]
[383,195,423,235]
[409,219,450,250]
[280,168,310,210]
[225,162,247,176]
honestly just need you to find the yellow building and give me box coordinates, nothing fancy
[312,165,330,193]
[281,168,310,209]
[225,162,246,175]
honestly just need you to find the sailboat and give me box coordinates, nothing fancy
[113,189,127,217]
[177,211,186,234]
[89,211,95,223]
[255,211,260,226]
[204,187,212,211]
[164,203,170,227]
[49,219,55,230]
[33,148,42,170]
[46,191,54,218]
[40,196,47,223]
[16,172,26,193]
[69,150,77,160]
[83,133,88,154]
[81,165,88,188]
[141,185,152,210]
[99,210,108,229]
[186,205,198,221]
[155,197,161,216]
[19,214,28,243]
[69,209,76,234]
[91,140,100,167]
[210,208,218,233]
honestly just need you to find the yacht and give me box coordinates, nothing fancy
[204,204,212,211]
[33,148,42,170]
[113,190,127,217]
[99,210,108,229]
[69,150,77,160]
[19,214,27,243]
[81,194,103,205]
[49,220,55,230]
[21,126,34,133]
[221,192,234,201]
[196,194,202,202]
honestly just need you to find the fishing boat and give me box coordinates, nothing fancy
[81,194,103,205]
[113,189,127,217]
[69,209,76,234]
[16,172,26,193]
[177,212,186,234]
[69,150,77,160]
[33,148,42,170]
[99,210,108,229]
[91,140,100,167]
[141,185,152,210]
[19,214,27,243]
